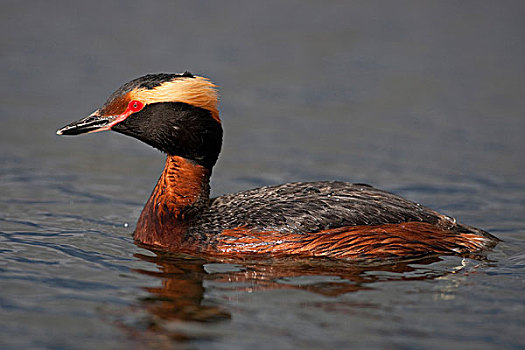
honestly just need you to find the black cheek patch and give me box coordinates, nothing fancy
[111,102,222,170]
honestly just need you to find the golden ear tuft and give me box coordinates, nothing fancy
[130,76,220,122]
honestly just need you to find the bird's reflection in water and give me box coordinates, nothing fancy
[129,248,462,344]
[135,252,231,325]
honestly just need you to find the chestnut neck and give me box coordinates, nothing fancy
[134,155,211,249]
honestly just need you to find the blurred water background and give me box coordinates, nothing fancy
[1,1,524,349]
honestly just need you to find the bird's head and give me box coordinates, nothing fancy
[57,72,223,169]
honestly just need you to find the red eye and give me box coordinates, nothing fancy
[128,100,144,113]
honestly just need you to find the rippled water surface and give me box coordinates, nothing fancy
[1,2,524,349]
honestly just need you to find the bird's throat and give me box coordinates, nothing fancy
[134,155,211,249]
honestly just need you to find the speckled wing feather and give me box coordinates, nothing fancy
[194,181,465,235]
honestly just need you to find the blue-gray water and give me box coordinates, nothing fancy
[1,1,524,349]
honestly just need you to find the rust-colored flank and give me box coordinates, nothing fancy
[213,222,493,260]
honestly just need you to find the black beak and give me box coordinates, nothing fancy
[56,113,111,136]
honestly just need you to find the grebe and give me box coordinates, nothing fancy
[57,72,498,260]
